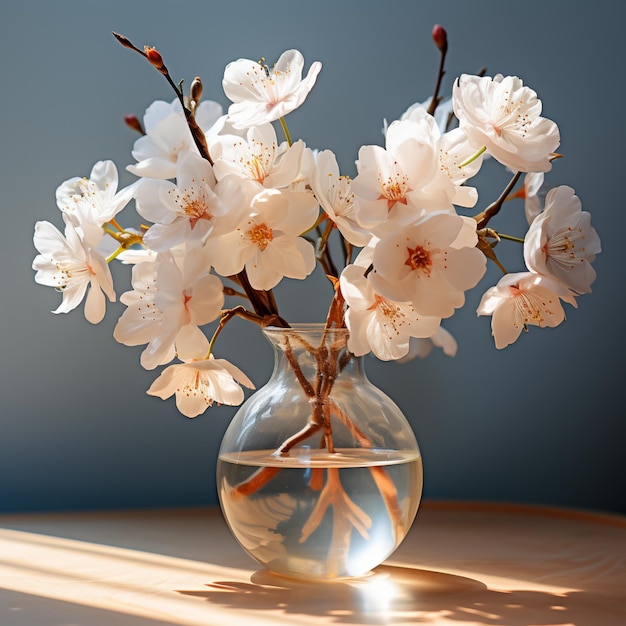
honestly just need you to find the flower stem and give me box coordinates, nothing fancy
[279,116,293,146]
[497,232,525,244]
[459,145,486,168]
[102,224,144,257]
[105,246,126,263]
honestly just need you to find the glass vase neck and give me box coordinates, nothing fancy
[262,324,363,380]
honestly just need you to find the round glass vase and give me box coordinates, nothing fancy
[217,324,423,579]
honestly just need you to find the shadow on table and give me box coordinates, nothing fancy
[177,563,624,625]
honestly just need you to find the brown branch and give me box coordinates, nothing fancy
[369,466,405,543]
[277,422,323,456]
[284,338,315,397]
[232,467,280,499]
[223,286,248,300]
[330,402,404,536]
[330,403,371,448]
[427,25,448,117]
[112,32,212,165]
[317,220,340,279]
[230,271,288,326]
[475,170,522,230]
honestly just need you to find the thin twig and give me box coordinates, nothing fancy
[475,170,522,230]
[112,32,212,164]
[427,30,448,117]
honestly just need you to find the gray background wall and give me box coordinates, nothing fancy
[1,0,623,514]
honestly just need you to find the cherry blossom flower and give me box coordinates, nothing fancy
[33,218,115,324]
[524,186,601,294]
[31,33,604,431]
[209,188,318,290]
[340,264,440,360]
[436,126,483,209]
[210,122,305,189]
[307,150,370,247]
[55,160,136,247]
[352,119,439,229]
[127,98,223,179]
[396,102,482,196]
[113,248,224,369]
[399,326,458,361]
[353,115,481,232]
[223,50,322,129]
[383,96,455,140]
[135,152,248,252]
[147,356,255,417]
[369,211,487,318]
[508,172,546,224]
[400,96,455,134]
[477,272,577,349]
[453,74,560,173]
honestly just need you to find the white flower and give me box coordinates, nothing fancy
[223,50,322,129]
[307,150,371,247]
[127,98,223,179]
[517,172,546,224]
[353,118,440,228]
[115,246,158,265]
[453,74,560,173]
[396,102,483,210]
[135,152,247,252]
[33,218,115,324]
[400,96,455,134]
[147,356,255,418]
[353,115,480,232]
[524,186,601,294]
[369,211,487,318]
[113,248,224,369]
[340,264,440,360]
[399,326,458,362]
[55,160,136,247]
[436,126,483,208]
[477,272,577,349]
[383,96,455,138]
[209,188,318,290]
[210,122,305,189]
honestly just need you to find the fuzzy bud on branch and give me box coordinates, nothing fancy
[112,32,136,50]
[124,114,144,135]
[189,76,203,115]
[432,24,448,53]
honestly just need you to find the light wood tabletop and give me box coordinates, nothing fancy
[0,501,624,625]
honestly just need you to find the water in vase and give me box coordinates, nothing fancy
[217,448,423,579]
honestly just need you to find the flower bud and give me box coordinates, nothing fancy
[144,46,166,73]
[190,76,203,114]
[432,24,448,52]
[124,114,144,135]
[112,32,135,50]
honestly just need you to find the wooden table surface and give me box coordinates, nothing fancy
[0,501,624,625]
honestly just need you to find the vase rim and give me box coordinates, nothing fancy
[263,323,349,335]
